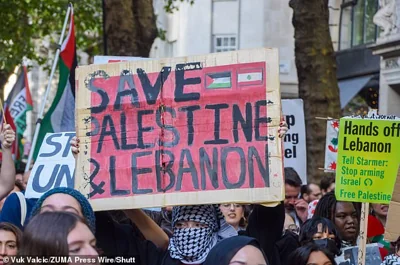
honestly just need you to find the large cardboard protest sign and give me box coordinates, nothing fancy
[282,99,307,183]
[335,118,400,203]
[25,132,76,199]
[93,56,148,64]
[75,48,284,210]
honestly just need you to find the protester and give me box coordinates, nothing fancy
[14,164,25,184]
[30,188,96,232]
[29,187,168,264]
[66,121,288,264]
[162,203,283,265]
[367,215,390,260]
[287,243,337,265]
[219,203,247,231]
[0,126,35,227]
[277,213,300,265]
[301,183,322,203]
[313,192,359,248]
[0,125,17,202]
[0,188,37,229]
[371,203,389,227]
[320,174,335,195]
[166,205,237,264]
[203,236,267,265]
[0,125,34,227]
[283,213,296,232]
[381,236,400,265]
[19,212,98,264]
[0,222,22,265]
[299,216,341,256]
[284,167,308,226]
[0,180,24,212]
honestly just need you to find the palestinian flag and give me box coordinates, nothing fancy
[237,69,263,86]
[206,72,231,89]
[1,66,33,161]
[32,6,76,161]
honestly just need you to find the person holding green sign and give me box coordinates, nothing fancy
[313,192,360,249]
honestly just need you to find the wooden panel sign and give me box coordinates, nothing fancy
[75,48,284,211]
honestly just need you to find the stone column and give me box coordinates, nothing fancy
[369,0,400,116]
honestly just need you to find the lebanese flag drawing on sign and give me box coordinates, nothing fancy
[237,68,263,86]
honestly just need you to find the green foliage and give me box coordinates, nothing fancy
[0,0,102,73]
[158,28,167,41]
[164,0,194,13]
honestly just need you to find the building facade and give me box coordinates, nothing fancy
[150,0,400,116]
[150,0,298,98]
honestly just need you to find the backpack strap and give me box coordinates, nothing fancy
[15,192,27,227]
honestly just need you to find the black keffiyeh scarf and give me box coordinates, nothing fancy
[168,205,237,264]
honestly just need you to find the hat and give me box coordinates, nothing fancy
[30,187,96,233]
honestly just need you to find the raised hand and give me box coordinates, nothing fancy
[70,136,80,159]
[0,124,15,149]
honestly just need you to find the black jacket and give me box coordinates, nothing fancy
[95,211,161,265]
[115,203,285,265]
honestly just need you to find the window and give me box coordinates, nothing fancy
[213,35,237,52]
[339,0,379,50]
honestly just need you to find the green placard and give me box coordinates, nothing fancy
[335,118,400,203]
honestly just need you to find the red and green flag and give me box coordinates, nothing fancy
[2,66,33,161]
[32,6,76,161]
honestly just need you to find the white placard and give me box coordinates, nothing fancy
[282,99,307,184]
[324,119,339,172]
[25,132,76,199]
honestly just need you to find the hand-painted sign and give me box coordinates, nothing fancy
[324,119,340,172]
[75,48,284,210]
[93,56,148,64]
[25,132,76,199]
[335,117,400,203]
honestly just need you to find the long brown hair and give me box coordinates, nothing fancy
[0,222,22,248]
[18,212,90,264]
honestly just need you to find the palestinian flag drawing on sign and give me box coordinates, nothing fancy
[237,69,263,86]
[2,66,33,161]
[206,72,232,89]
[32,6,76,161]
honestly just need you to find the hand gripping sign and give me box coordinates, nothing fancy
[75,48,284,211]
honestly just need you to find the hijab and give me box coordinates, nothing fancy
[168,205,237,264]
[203,236,267,265]
[30,187,96,233]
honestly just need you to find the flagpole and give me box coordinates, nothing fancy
[25,4,72,173]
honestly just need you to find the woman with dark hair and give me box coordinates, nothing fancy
[287,243,337,265]
[19,212,98,263]
[204,236,267,265]
[0,222,22,265]
[313,192,359,248]
[299,217,341,256]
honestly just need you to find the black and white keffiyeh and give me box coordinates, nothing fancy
[381,254,400,265]
[168,205,237,264]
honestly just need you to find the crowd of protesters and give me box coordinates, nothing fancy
[0,122,398,265]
